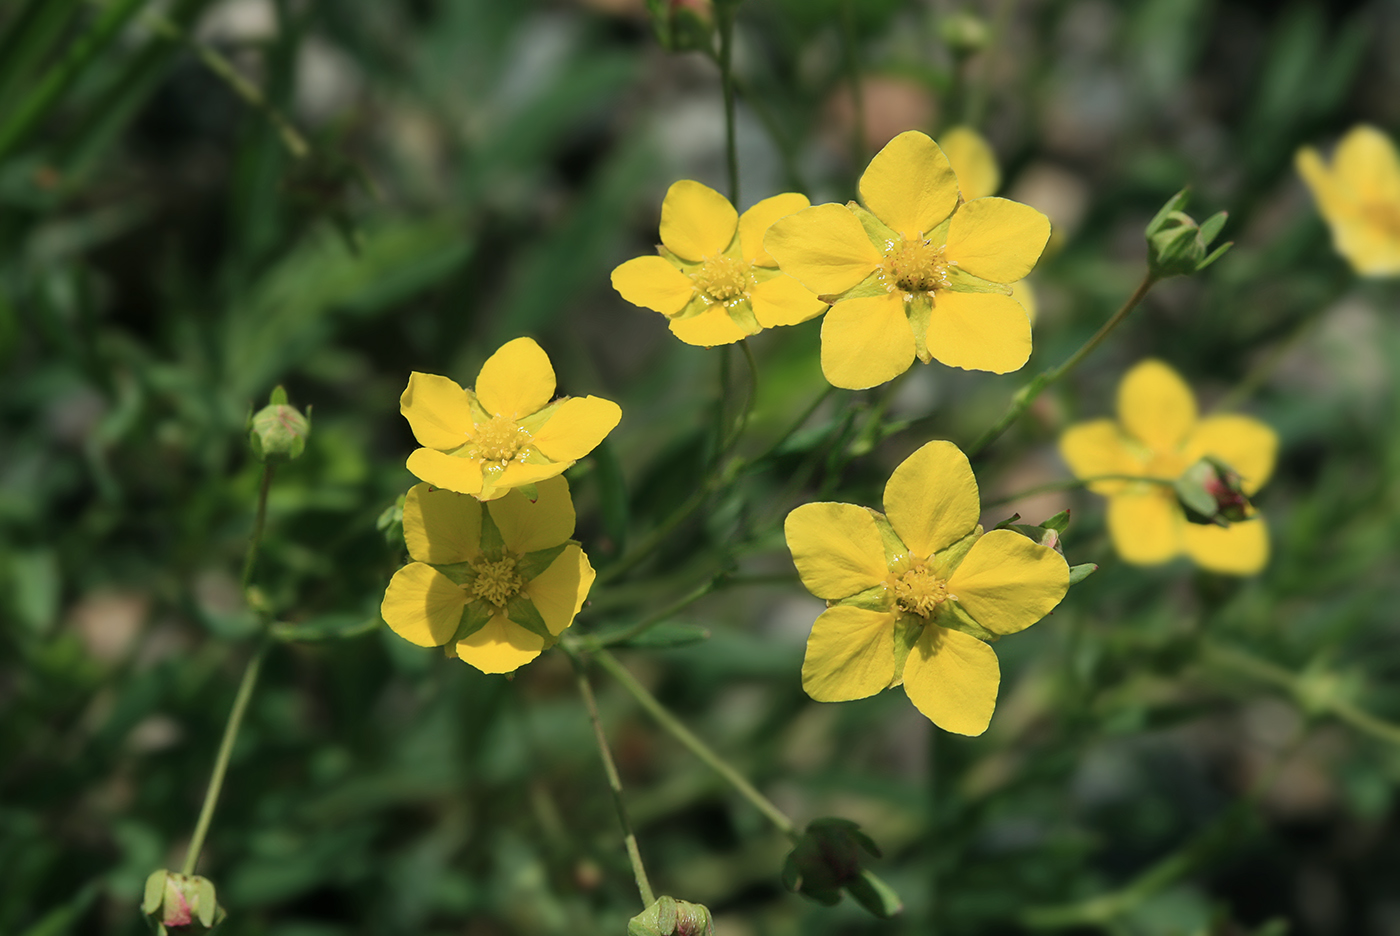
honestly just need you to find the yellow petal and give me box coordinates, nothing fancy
[882,440,980,558]
[901,626,999,736]
[484,461,569,501]
[400,372,473,451]
[739,192,811,266]
[407,448,484,496]
[526,543,595,635]
[749,273,826,327]
[946,530,1069,635]
[1297,146,1349,223]
[660,180,738,261]
[668,305,754,346]
[403,482,481,565]
[1182,517,1269,576]
[485,475,575,553]
[858,130,960,240]
[944,197,1050,283]
[1117,359,1197,454]
[381,562,466,648]
[532,396,622,462]
[1107,492,1181,565]
[1334,125,1400,204]
[1184,415,1278,495]
[800,605,898,702]
[764,204,883,296]
[455,614,544,674]
[784,502,888,600]
[939,126,1001,201]
[1012,279,1037,326]
[819,293,915,390]
[611,256,695,315]
[1059,419,1141,495]
[925,290,1031,374]
[477,337,556,419]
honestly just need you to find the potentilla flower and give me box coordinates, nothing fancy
[1059,359,1278,575]
[784,441,1069,736]
[1296,125,1400,277]
[401,337,621,501]
[610,180,827,346]
[765,130,1050,390]
[380,476,595,674]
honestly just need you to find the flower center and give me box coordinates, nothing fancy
[691,256,752,303]
[1362,200,1400,239]
[891,565,950,618]
[883,238,949,295]
[471,558,523,607]
[473,415,529,462]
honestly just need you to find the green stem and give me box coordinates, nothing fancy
[721,338,759,454]
[590,646,798,839]
[241,463,275,592]
[981,474,1178,509]
[181,640,267,875]
[564,649,655,908]
[715,3,740,206]
[967,271,1158,459]
[588,576,720,649]
[839,0,865,168]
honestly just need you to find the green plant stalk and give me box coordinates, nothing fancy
[565,649,655,908]
[967,271,1158,459]
[980,474,1178,509]
[715,3,740,206]
[591,647,798,839]
[588,576,720,649]
[241,464,275,591]
[839,0,865,168]
[0,0,85,114]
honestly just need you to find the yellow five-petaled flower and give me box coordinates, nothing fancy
[1059,359,1278,575]
[401,337,622,501]
[784,441,1069,736]
[1296,124,1400,277]
[610,180,827,346]
[765,130,1050,390]
[381,476,595,674]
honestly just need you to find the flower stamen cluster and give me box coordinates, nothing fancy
[890,564,951,618]
[882,239,950,296]
[692,255,752,304]
[471,557,524,607]
[472,415,531,463]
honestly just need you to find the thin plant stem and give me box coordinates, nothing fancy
[840,0,865,168]
[747,385,836,467]
[720,338,760,454]
[181,640,267,875]
[981,474,1177,509]
[967,271,1158,459]
[564,649,655,908]
[587,576,721,649]
[715,3,740,206]
[597,485,708,587]
[241,463,275,591]
[590,647,798,840]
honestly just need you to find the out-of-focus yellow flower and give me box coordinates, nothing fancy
[939,125,1000,201]
[765,130,1048,389]
[400,337,621,502]
[784,441,1068,735]
[381,476,595,674]
[1059,360,1278,575]
[611,181,826,346]
[1297,125,1400,277]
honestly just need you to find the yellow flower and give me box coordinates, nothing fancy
[400,337,622,502]
[1297,125,1400,277]
[784,441,1069,735]
[380,476,595,674]
[1059,360,1278,575]
[765,130,1049,389]
[610,180,827,346]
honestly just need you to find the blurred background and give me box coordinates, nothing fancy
[3,0,1400,933]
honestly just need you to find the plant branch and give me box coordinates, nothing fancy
[981,474,1178,509]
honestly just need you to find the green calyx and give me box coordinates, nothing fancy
[1145,188,1232,278]
[247,386,310,462]
[142,870,227,934]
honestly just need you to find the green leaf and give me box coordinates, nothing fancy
[846,870,903,919]
[1068,563,1098,586]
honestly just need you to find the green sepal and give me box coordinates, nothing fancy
[1040,509,1071,533]
[515,542,571,581]
[823,268,889,303]
[433,561,476,587]
[847,869,904,919]
[727,299,763,334]
[932,526,981,578]
[193,877,217,928]
[1068,563,1098,586]
[515,482,539,503]
[889,617,923,686]
[478,507,505,553]
[452,599,494,643]
[850,202,898,249]
[782,818,899,919]
[504,594,552,640]
[466,388,492,425]
[868,509,909,569]
[934,599,998,642]
[142,870,166,915]
[1007,524,1063,555]
[628,895,715,936]
[517,399,563,433]
[992,513,1022,530]
[908,294,933,363]
[945,267,1014,294]
[837,584,893,613]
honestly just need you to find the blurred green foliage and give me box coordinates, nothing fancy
[3,1,1400,934]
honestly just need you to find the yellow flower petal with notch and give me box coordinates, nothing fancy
[1296,125,1400,277]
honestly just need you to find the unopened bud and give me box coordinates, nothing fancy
[1175,456,1253,526]
[647,0,715,53]
[782,818,901,918]
[1145,189,1231,279]
[940,11,990,56]
[627,896,715,936]
[141,870,227,934]
[247,386,310,462]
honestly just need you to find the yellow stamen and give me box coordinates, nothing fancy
[691,256,751,303]
[891,564,951,618]
[473,415,530,462]
[471,558,523,607]
[882,238,949,295]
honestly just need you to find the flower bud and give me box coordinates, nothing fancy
[141,870,227,934]
[1145,189,1231,279]
[646,0,715,54]
[627,896,714,936]
[247,386,310,463]
[1175,456,1254,526]
[939,11,991,56]
[781,818,902,918]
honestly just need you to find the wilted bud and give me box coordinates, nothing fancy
[1175,456,1254,526]
[1145,189,1231,279]
[645,0,715,53]
[939,11,990,56]
[627,895,714,936]
[141,870,227,934]
[247,386,310,462]
[781,818,902,919]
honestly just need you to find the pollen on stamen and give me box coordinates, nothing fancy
[471,558,523,607]
[882,238,949,295]
[691,256,752,304]
[473,415,531,462]
[891,565,951,618]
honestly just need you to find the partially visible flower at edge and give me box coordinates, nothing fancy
[784,441,1069,735]
[381,476,595,674]
[1297,124,1400,277]
[1059,359,1278,575]
[401,337,622,501]
[611,180,827,346]
[765,129,1050,390]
